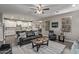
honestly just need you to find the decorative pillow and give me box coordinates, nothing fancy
[35,31,38,36]
[32,32,35,36]
[19,32,26,38]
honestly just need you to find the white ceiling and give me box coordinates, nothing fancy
[0,4,79,21]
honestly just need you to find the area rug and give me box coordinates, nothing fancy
[12,41,66,54]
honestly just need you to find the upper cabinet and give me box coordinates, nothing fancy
[4,20,16,27]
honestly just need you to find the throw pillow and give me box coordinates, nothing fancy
[20,32,26,38]
[35,31,38,36]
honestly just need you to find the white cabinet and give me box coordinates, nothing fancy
[21,22,28,27]
[4,20,16,27]
[21,22,32,27]
[4,20,16,35]
[4,28,16,36]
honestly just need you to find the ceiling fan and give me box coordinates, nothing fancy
[30,4,50,14]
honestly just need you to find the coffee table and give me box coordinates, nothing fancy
[32,37,49,52]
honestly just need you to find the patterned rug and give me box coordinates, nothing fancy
[12,41,66,54]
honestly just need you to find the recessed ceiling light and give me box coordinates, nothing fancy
[72,4,76,7]
[55,10,59,14]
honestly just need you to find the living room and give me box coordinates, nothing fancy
[0,4,79,54]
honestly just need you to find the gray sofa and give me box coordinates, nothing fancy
[16,30,42,46]
[48,30,57,41]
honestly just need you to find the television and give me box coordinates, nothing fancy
[52,22,58,28]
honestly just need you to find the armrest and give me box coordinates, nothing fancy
[0,44,11,51]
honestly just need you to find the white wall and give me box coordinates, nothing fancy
[42,21,48,36]
[0,13,3,41]
[32,21,43,30]
[50,18,61,35]
[49,10,79,41]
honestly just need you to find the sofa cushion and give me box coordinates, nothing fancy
[27,31,35,37]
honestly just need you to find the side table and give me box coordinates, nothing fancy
[58,35,65,42]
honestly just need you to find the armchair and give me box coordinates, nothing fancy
[0,44,12,54]
[48,30,57,41]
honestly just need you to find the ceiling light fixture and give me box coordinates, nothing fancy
[30,4,49,14]
[55,10,59,13]
[35,4,44,14]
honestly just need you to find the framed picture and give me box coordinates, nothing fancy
[52,22,58,28]
[61,16,71,32]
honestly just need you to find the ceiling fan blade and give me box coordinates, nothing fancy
[30,7,37,10]
[43,8,49,10]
